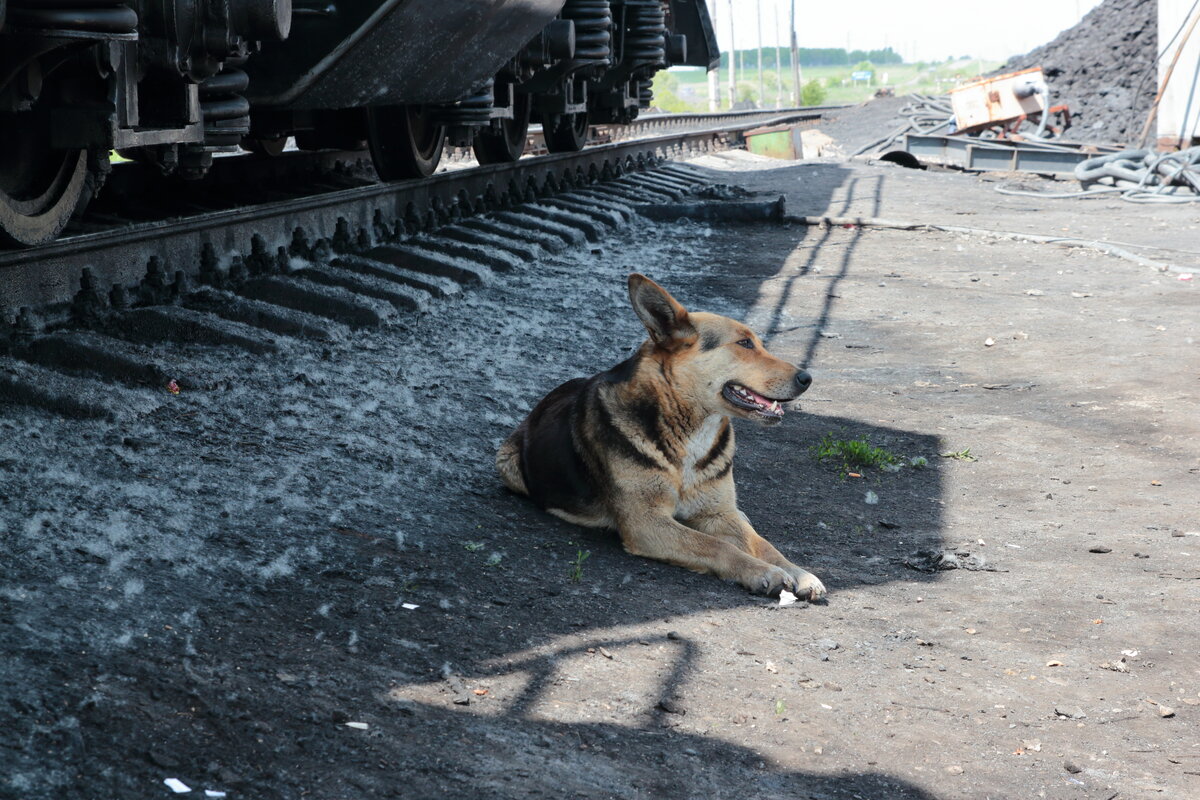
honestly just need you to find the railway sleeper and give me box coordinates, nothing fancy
[109,307,282,355]
[401,239,521,274]
[457,217,567,254]
[538,197,628,227]
[519,204,606,242]
[632,170,701,191]
[618,175,688,200]
[238,277,393,330]
[295,265,431,314]
[184,289,345,343]
[431,226,541,263]
[10,331,171,389]
[573,183,668,205]
[332,255,462,300]
[362,246,492,287]
[488,211,588,247]
[610,177,681,202]
[0,357,165,421]
[552,191,637,222]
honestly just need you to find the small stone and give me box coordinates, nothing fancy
[1159,704,1175,718]
[823,682,843,692]
[1088,546,1112,554]
[657,698,685,715]
[1064,761,1082,774]
[667,631,681,640]
[984,337,995,347]
[814,638,839,651]
[1055,707,1086,720]
[945,765,964,775]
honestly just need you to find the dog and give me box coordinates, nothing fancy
[497,274,825,599]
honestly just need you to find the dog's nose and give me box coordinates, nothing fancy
[793,369,812,395]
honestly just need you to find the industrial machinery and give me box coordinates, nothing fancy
[0,0,717,247]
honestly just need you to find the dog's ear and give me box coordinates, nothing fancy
[628,274,697,350]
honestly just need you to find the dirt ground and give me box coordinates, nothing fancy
[2,151,1198,800]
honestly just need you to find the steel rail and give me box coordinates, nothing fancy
[0,113,823,315]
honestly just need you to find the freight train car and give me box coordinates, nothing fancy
[0,0,717,247]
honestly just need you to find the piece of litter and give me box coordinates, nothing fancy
[1046,660,1064,667]
[166,379,181,395]
[984,337,995,347]
[598,646,613,660]
[344,721,369,730]
[1178,273,1193,281]
[864,490,879,505]
[164,778,191,793]
[401,603,419,610]
[205,792,227,798]
[779,590,798,607]
[847,472,862,478]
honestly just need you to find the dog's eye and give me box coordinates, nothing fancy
[736,338,755,350]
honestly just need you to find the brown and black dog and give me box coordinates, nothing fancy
[497,274,825,599]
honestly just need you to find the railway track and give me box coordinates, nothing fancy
[0,109,828,418]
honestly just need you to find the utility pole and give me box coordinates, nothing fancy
[728,0,737,107]
[707,0,720,110]
[756,0,764,108]
[789,0,801,105]
[774,0,783,108]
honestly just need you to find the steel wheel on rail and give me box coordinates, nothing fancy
[0,106,92,248]
[543,109,590,153]
[366,105,447,180]
[472,81,532,164]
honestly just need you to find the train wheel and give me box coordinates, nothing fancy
[472,84,531,164]
[543,110,590,153]
[0,110,91,248]
[366,105,446,180]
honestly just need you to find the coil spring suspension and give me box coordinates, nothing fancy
[637,79,653,107]
[624,0,666,68]
[436,79,495,126]
[6,1,138,34]
[562,0,612,63]
[199,66,251,147]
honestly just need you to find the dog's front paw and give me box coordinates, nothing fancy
[745,565,798,597]
[786,568,826,602]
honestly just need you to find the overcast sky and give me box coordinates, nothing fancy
[710,0,1107,63]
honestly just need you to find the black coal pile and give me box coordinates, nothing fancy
[998,0,1156,145]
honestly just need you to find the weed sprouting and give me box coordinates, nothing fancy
[812,433,901,474]
[569,549,591,583]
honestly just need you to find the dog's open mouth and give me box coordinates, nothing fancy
[722,383,789,420]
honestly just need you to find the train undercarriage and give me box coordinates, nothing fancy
[0,0,717,247]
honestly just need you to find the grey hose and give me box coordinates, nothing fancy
[997,146,1200,204]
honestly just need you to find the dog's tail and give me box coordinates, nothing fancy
[496,426,529,496]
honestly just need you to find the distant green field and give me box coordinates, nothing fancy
[653,59,1002,112]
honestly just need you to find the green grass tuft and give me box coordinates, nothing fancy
[812,433,901,474]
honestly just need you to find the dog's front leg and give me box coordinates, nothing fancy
[616,504,802,596]
[685,510,826,601]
